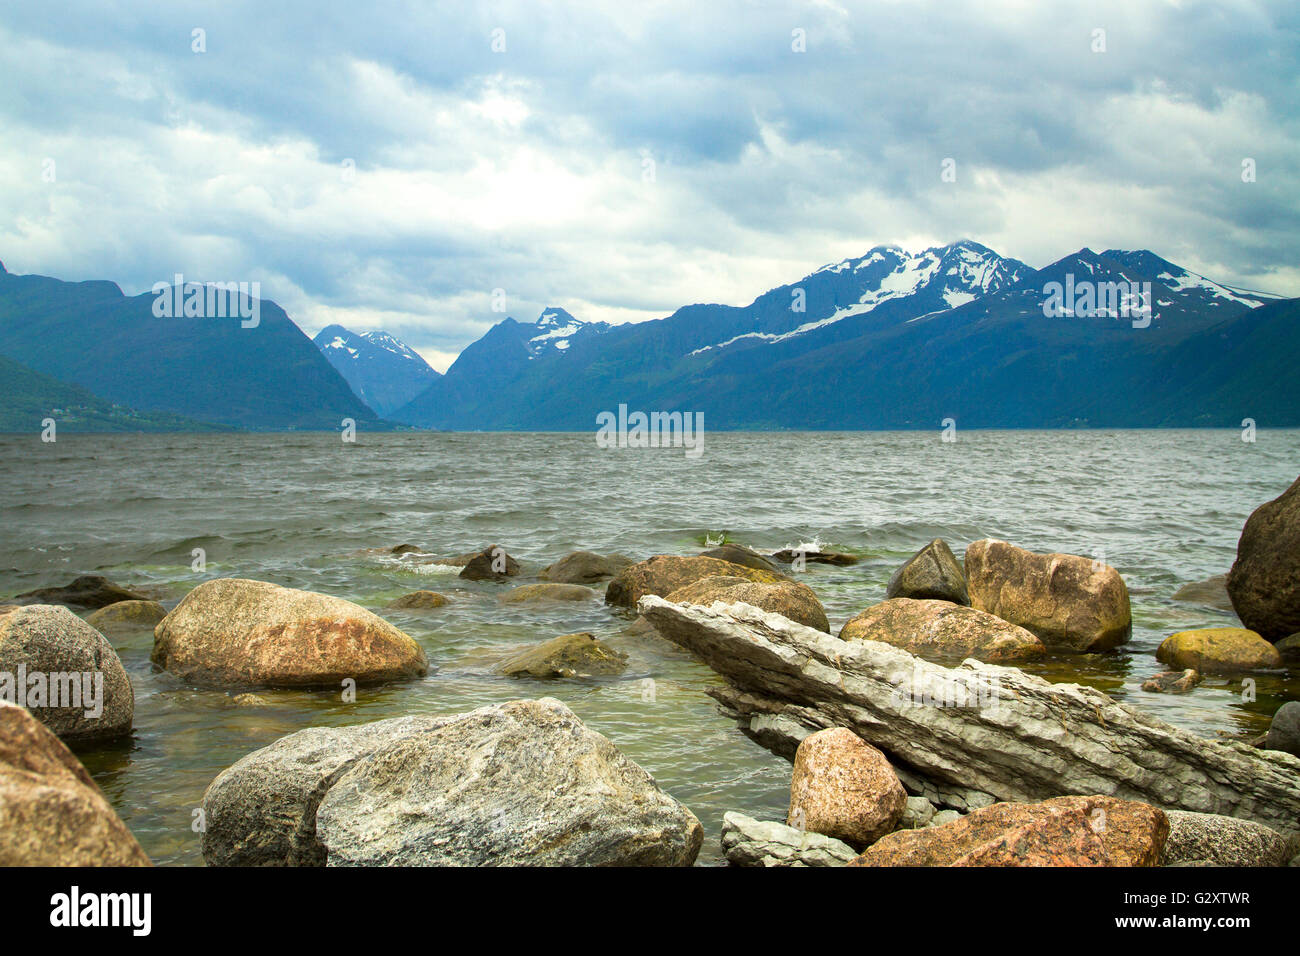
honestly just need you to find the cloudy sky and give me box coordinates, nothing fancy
[1,1,1296,371]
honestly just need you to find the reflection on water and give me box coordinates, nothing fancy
[0,429,1295,865]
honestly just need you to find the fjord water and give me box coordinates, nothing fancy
[1,429,1296,865]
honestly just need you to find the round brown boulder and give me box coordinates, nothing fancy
[666,575,830,632]
[1155,628,1282,674]
[605,555,786,609]
[1227,475,1300,641]
[152,578,429,688]
[538,551,634,584]
[839,598,1045,663]
[500,583,598,604]
[0,700,151,865]
[496,633,628,678]
[787,728,906,848]
[0,604,134,742]
[964,539,1131,652]
[86,599,167,633]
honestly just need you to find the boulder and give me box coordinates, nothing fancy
[152,578,428,688]
[1155,628,1282,674]
[852,796,1168,867]
[85,599,167,633]
[457,545,521,581]
[496,633,627,678]
[1171,574,1235,612]
[964,539,1131,652]
[386,590,448,610]
[389,544,425,556]
[667,575,830,632]
[771,549,859,566]
[1276,633,1300,665]
[10,574,149,609]
[720,811,857,867]
[900,795,936,829]
[839,598,1045,663]
[1162,810,1291,867]
[886,539,969,605]
[699,544,781,574]
[202,698,702,866]
[605,555,785,609]
[0,700,150,865]
[788,728,906,847]
[1226,474,1300,641]
[0,605,133,742]
[637,596,1300,833]
[538,551,634,584]
[500,583,597,604]
[1264,701,1300,757]
[1141,669,1201,694]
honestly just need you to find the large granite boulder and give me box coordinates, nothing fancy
[964,539,1131,652]
[1155,628,1282,674]
[852,795,1168,867]
[495,633,627,678]
[202,699,702,866]
[10,575,149,609]
[605,554,785,609]
[538,551,634,584]
[667,575,830,632]
[0,700,150,865]
[699,544,781,574]
[85,599,167,634]
[788,727,906,847]
[0,605,133,742]
[1161,810,1291,867]
[886,539,969,605]
[839,598,1045,663]
[1227,475,1300,641]
[720,811,857,867]
[152,578,428,688]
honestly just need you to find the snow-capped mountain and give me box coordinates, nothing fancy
[313,324,440,416]
[525,307,610,357]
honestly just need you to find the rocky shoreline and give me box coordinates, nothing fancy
[1,474,1298,866]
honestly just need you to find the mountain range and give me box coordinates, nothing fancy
[0,243,1295,431]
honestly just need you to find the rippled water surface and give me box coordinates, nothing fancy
[1,430,1296,865]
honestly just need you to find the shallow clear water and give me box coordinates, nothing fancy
[0,429,1296,865]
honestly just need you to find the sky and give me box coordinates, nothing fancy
[1,1,1296,372]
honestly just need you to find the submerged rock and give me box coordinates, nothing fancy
[637,596,1300,833]
[1227,474,1300,641]
[10,574,149,610]
[152,578,428,688]
[1141,669,1201,694]
[386,590,448,610]
[1155,628,1282,674]
[1275,633,1300,665]
[770,549,859,566]
[457,545,521,581]
[964,539,1131,652]
[202,698,702,866]
[85,599,167,633]
[788,728,906,847]
[839,598,1045,663]
[699,544,781,574]
[1264,701,1300,758]
[852,795,1168,867]
[0,700,150,866]
[605,554,786,609]
[667,575,830,632]
[1162,810,1291,867]
[0,605,133,742]
[500,583,597,604]
[496,632,627,678]
[538,551,633,584]
[886,539,969,605]
[1171,574,1235,612]
[720,811,857,867]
